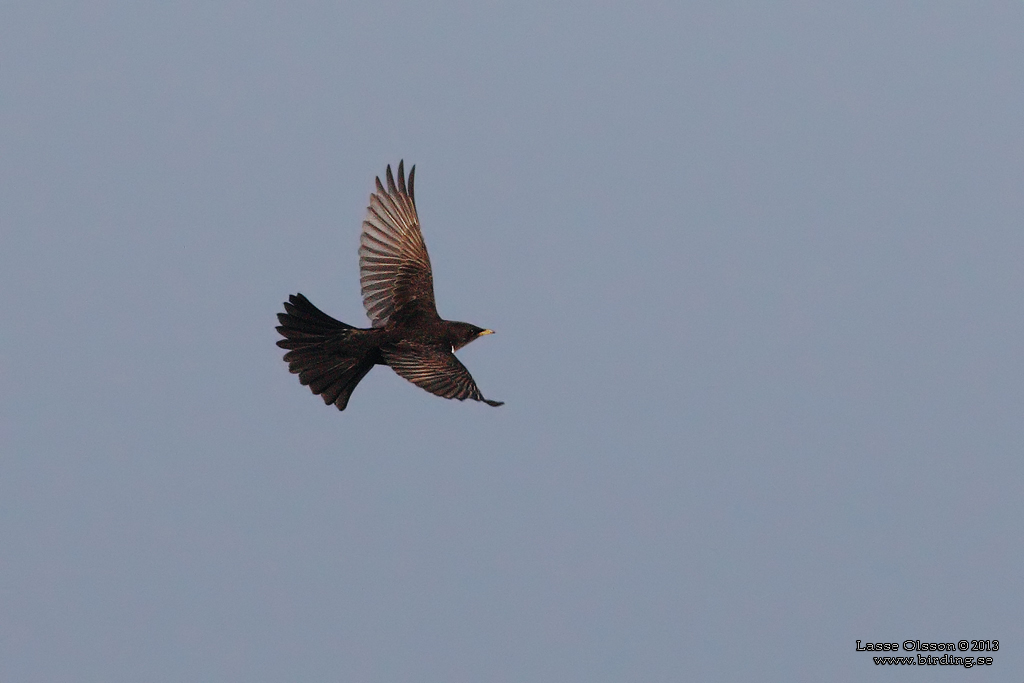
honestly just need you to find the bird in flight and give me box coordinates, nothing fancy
[276,161,503,410]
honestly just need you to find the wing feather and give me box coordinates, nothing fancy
[383,343,503,406]
[359,161,437,327]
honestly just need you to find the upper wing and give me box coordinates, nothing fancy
[383,342,503,406]
[359,161,438,327]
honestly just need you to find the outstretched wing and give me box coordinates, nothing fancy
[359,161,438,328]
[383,342,503,406]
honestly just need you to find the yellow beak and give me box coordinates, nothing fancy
[479,329,494,336]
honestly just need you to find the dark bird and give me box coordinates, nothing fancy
[276,161,503,410]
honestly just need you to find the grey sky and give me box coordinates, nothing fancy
[2,1,1023,681]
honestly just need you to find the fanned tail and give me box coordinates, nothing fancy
[276,293,375,410]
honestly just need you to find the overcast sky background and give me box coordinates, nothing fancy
[2,2,1023,681]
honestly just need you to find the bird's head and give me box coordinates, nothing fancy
[450,323,495,351]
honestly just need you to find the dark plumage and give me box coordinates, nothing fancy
[276,161,503,410]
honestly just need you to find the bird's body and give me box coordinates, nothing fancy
[276,161,502,410]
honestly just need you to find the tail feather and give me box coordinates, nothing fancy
[318,361,374,408]
[276,293,353,344]
[276,293,375,410]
